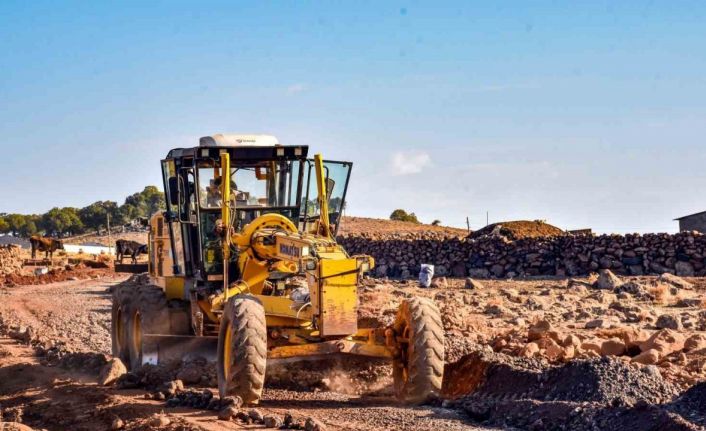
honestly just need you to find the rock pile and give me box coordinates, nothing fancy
[449,354,701,431]
[0,245,22,276]
[339,231,706,278]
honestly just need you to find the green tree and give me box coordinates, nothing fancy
[41,207,83,236]
[389,209,420,224]
[5,214,26,236]
[79,201,120,233]
[431,219,441,226]
[123,186,165,219]
[19,217,39,237]
[0,216,10,234]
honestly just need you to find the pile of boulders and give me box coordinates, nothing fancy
[0,244,23,276]
[339,230,706,278]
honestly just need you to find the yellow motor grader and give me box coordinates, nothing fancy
[111,134,444,405]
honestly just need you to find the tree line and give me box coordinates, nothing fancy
[0,186,165,238]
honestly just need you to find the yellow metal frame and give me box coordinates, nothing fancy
[147,149,388,362]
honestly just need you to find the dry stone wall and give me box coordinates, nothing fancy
[337,231,706,278]
[0,244,23,275]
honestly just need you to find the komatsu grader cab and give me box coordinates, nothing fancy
[111,134,444,405]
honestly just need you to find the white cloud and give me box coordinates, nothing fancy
[286,83,306,95]
[391,150,431,175]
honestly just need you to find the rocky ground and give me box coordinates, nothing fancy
[1,262,706,429]
[0,275,485,431]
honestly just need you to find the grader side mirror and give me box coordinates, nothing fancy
[326,178,335,199]
[168,177,179,206]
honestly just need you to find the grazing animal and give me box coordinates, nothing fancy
[29,235,64,260]
[116,239,148,264]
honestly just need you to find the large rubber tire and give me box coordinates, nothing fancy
[217,295,267,405]
[111,285,132,367]
[392,297,445,405]
[126,285,170,370]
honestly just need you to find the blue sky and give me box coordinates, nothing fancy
[1,1,705,233]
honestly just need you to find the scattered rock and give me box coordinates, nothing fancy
[639,329,685,356]
[175,363,203,384]
[684,334,706,352]
[658,273,693,290]
[655,314,682,330]
[600,339,626,356]
[305,417,326,431]
[430,277,448,289]
[98,358,127,386]
[148,415,171,427]
[218,407,238,421]
[221,396,243,409]
[521,342,540,358]
[263,414,283,428]
[248,409,264,423]
[528,320,552,342]
[674,261,695,277]
[464,278,484,289]
[594,270,623,290]
[111,418,124,430]
[585,317,620,329]
[632,349,660,365]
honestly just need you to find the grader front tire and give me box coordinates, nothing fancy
[111,286,131,367]
[217,295,267,405]
[126,285,170,370]
[392,297,445,405]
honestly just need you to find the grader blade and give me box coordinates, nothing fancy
[141,334,218,365]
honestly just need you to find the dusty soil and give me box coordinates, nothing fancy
[2,265,706,429]
[0,276,485,431]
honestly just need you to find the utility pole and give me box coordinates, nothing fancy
[486,211,489,226]
[466,216,471,234]
[107,212,113,256]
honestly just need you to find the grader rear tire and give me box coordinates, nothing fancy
[392,297,445,405]
[111,285,131,367]
[217,295,267,405]
[126,285,170,370]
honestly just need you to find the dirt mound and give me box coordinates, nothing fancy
[2,263,112,287]
[450,354,677,403]
[448,354,692,430]
[338,216,468,237]
[669,382,706,426]
[468,220,565,241]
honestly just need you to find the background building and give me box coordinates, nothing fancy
[675,211,706,233]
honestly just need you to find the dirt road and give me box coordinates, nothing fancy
[0,276,486,431]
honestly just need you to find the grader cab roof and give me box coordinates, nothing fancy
[166,134,308,160]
